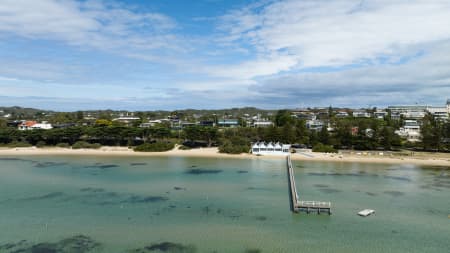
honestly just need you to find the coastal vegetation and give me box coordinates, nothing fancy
[312,143,338,153]
[0,108,449,154]
[72,141,102,149]
[133,142,175,152]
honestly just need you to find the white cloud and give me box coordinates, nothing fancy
[0,0,179,53]
[1,0,450,109]
[250,40,450,107]
[201,53,298,79]
[219,0,450,68]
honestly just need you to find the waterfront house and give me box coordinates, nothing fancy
[251,142,291,155]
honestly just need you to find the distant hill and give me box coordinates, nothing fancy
[0,106,277,121]
[0,106,53,119]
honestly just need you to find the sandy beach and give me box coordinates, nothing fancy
[0,146,449,167]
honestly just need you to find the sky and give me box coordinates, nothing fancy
[1,0,450,111]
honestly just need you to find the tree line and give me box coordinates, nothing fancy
[0,110,449,153]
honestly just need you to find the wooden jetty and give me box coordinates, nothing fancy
[287,155,332,215]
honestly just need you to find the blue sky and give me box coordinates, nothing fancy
[1,0,450,111]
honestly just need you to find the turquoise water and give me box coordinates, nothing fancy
[0,155,449,253]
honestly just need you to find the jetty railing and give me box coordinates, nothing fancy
[286,155,332,215]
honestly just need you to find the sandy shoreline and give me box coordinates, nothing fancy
[0,146,449,167]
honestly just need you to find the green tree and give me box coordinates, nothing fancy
[95,119,112,127]
[294,119,309,144]
[318,125,330,145]
[421,114,442,151]
[280,124,296,143]
[380,126,400,150]
[76,111,84,121]
[275,110,294,127]
[184,126,218,147]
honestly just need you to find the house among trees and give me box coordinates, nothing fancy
[395,120,421,142]
[18,121,53,130]
[112,116,140,126]
[252,120,274,127]
[335,111,349,118]
[374,110,388,119]
[352,110,371,118]
[306,119,324,131]
[217,119,239,127]
[199,120,215,127]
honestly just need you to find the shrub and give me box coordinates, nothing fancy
[36,141,46,148]
[219,143,249,154]
[218,137,250,154]
[6,141,32,148]
[134,142,175,152]
[178,145,192,150]
[90,143,102,149]
[72,141,102,149]
[56,143,70,148]
[312,143,338,153]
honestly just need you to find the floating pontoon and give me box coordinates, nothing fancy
[358,209,375,217]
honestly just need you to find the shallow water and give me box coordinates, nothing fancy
[0,156,449,253]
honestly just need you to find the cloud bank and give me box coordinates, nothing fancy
[0,0,449,110]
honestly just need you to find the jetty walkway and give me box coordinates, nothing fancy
[287,155,331,214]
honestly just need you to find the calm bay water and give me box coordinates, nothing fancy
[0,155,449,253]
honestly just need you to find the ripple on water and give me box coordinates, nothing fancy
[22,192,66,201]
[131,242,196,253]
[84,164,119,169]
[383,191,405,197]
[130,163,147,166]
[185,169,223,175]
[33,162,68,168]
[383,175,412,182]
[318,188,341,194]
[245,249,262,253]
